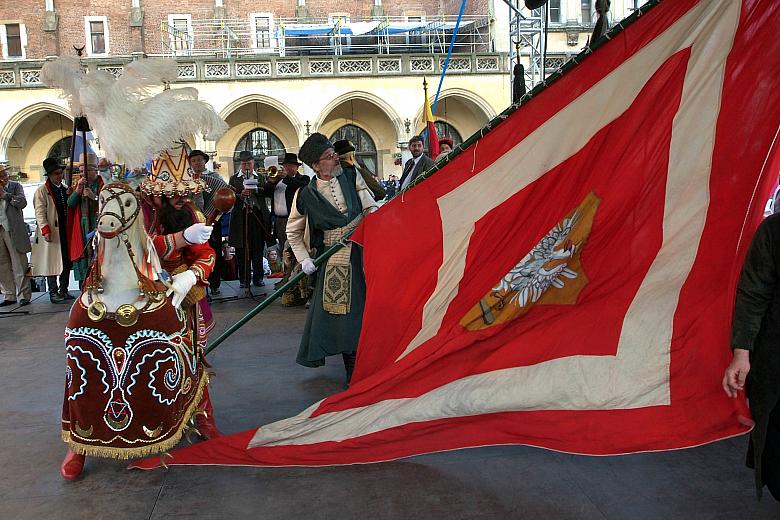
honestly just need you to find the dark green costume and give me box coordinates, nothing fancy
[731,213,780,500]
[295,167,366,368]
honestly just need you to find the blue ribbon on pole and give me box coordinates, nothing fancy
[432,0,468,113]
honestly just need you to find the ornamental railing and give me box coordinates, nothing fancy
[158,15,492,58]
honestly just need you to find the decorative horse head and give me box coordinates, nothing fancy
[83,183,163,315]
[97,182,141,239]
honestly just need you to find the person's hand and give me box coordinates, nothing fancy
[43,231,52,242]
[301,258,317,275]
[166,270,198,308]
[183,223,213,244]
[723,348,751,398]
[241,189,251,197]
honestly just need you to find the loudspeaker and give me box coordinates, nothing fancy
[525,0,549,9]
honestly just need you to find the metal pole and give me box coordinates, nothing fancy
[204,234,352,356]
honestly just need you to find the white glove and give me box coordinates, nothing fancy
[183,223,213,245]
[301,258,317,275]
[166,269,198,308]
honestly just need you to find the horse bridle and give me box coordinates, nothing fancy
[97,183,141,239]
[86,182,165,325]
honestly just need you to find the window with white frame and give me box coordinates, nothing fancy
[405,13,426,46]
[1,23,26,59]
[328,13,350,47]
[548,0,561,24]
[581,0,593,25]
[84,16,109,56]
[168,14,192,54]
[328,13,350,26]
[250,13,274,50]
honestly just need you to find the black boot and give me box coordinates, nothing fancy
[342,352,357,387]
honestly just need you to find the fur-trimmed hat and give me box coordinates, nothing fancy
[298,133,333,169]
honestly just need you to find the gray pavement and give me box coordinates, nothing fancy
[1,282,778,520]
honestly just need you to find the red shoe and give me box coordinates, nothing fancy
[195,387,222,440]
[60,449,85,480]
[196,414,222,440]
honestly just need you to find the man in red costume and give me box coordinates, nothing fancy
[142,148,222,440]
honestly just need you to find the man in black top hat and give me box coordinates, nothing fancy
[286,133,378,385]
[32,158,71,303]
[228,150,273,289]
[264,152,309,247]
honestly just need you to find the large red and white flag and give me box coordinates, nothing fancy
[134,0,780,468]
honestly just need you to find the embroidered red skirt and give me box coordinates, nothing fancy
[62,298,205,458]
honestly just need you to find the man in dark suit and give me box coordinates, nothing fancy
[0,165,32,306]
[399,135,435,191]
[228,150,273,288]
[264,152,308,248]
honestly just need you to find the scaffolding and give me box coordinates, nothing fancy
[505,1,546,92]
[158,15,493,59]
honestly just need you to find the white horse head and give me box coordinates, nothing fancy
[97,183,141,240]
[82,183,162,312]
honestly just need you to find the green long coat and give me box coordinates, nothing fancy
[295,168,366,368]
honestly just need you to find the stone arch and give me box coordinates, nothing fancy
[314,91,404,139]
[315,92,403,179]
[0,102,72,161]
[412,89,496,140]
[0,102,74,180]
[216,95,301,175]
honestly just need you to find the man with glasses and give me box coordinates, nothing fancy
[286,133,378,385]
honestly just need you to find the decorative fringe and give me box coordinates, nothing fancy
[60,371,209,460]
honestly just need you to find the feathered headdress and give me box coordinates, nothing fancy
[41,57,228,172]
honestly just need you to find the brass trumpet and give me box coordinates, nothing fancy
[267,165,279,178]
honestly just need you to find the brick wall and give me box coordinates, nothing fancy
[1,0,491,59]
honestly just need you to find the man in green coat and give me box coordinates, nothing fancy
[724,212,780,500]
[286,133,378,384]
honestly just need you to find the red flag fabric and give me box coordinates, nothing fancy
[132,0,780,469]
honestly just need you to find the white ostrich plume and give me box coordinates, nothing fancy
[41,58,227,169]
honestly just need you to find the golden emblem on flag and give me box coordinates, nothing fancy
[461,192,600,331]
